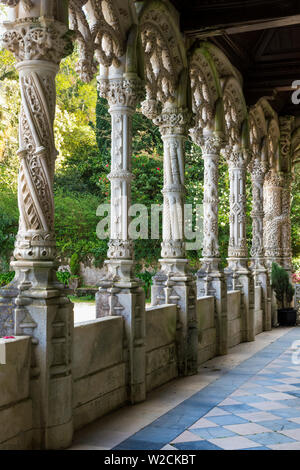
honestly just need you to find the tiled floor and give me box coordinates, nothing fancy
[70,326,300,450]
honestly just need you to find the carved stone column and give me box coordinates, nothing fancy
[263,169,285,326]
[96,75,146,404]
[249,158,271,331]
[191,131,228,355]
[0,5,73,449]
[142,101,198,376]
[225,148,255,342]
[263,170,284,269]
[281,173,293,275]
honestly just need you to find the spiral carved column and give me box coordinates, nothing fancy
[0,9,74,449]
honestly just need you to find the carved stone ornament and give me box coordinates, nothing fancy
[69,0,127,82]
[140,5,184,104]
[98,77,145,110]
[0,18,72,64]
[0,14,70,261]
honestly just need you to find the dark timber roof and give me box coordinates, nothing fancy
[169,0,300,115]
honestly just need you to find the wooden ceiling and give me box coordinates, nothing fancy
[169,0,300,115]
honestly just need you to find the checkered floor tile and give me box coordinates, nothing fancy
[115,328,300,451]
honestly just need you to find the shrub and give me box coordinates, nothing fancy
[0,271,15,288]
[56,270,71,286]
[70,253,80,276]
[271,262,294,309]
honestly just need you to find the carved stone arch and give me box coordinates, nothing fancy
[138,0,187,111]
[69,0,137,82]
[222,76,248,150]
[189,44,225,140]
[203,42,242,86]
[267,118,280,171]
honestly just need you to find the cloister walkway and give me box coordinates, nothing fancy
[70,327,300,451]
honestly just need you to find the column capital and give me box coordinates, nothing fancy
[249,157,268,180]
[190,130,226,155]
[0,16,72,64]
[141,100,192,136]
[98,76,144,111]
[224,146,252,168]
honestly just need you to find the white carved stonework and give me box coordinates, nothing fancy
[99,76,144,264]
[225,147,251,261]
[0,17,71,262]
[69,0,130,82]
[198,134,224,262]
[249,158,268,259]
[0,3,74,450]
[140,7,183,104]
[263,170,284,264]
[142,105,191,260]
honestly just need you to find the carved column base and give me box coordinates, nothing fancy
[250,258,272,332]
[225,258,255,342]
[151,259,198,376]
[96,262,146,404]
[0,260,74,449]
[196,259,228,356]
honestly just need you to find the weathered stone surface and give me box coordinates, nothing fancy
[74,387,127,431]
[0,399,32,445]
[146,305,177,352]
[73,317,124,379]
[74,363,126,407]
[0,337,31,408]
[197,296,215,331]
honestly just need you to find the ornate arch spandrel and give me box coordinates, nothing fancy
[138,0,187,111]
[189,45,225,141]
[69,0,136,82]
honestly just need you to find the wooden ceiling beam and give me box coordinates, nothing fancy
[184,14,300,38]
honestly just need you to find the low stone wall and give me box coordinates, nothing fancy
[73,317,127,430]
[197,296,217,364]
[145,304,178,392]
[0,337,32,450]
[255,286,263,335]
[227,290,242,348]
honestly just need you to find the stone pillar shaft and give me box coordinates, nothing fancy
[96,76,146,404]
[0,10,74,450]
[225,148,255,342]
[249,158,271,331]
[281,173,293,274]
[191,132,228,356]
[141,104,198,376]
[263,170,284,268]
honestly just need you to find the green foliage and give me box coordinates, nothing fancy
[271,262,294,308]
[0,46,298,281]
[70,253,80,276]
[0,188,18,267]
[0,271,15,288]
[136,270,154,299]
[56,270,71,286]
[287,283,295,304]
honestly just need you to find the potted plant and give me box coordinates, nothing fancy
[271,262,297,326]
[68,253,81,291]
